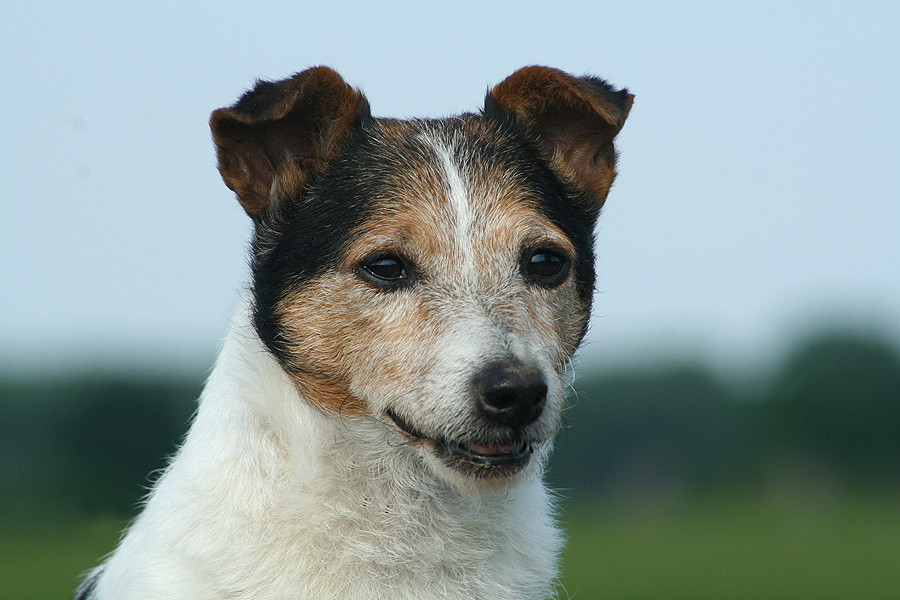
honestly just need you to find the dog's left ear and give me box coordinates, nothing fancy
[485,66,633,212]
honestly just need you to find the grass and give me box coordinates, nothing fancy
[0,509,124,600]
[557,491,900,600]
[2,492,898,599]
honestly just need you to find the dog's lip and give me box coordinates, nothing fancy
[386,408,533,467]
[447,440,532,464]
[386,407,427,440]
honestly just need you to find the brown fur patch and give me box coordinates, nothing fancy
[275,271,446,417]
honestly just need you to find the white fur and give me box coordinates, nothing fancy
[87,298,562,599]
[429,134,476,271]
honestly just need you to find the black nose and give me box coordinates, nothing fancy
[474,362,548,428]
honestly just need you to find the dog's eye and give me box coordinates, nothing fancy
[358,253,412,287]
[523,248,570,286]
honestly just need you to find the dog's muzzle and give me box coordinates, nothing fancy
[387,361,550,478]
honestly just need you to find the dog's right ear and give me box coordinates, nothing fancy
[210,67,369,218]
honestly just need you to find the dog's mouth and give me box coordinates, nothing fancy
[386,408,533,477]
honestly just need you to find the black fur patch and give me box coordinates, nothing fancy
[251,121,384,365]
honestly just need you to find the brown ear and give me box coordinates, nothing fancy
[486,66,633,209]
[210,66,369,218]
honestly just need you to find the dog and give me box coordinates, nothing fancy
[75,65,631,599]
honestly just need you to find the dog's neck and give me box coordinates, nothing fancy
[97,298,561,599]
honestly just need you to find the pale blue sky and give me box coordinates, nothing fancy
[2,1,898,372]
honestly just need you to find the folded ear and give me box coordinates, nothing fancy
[485,66,633,210]
[210,66,369,218]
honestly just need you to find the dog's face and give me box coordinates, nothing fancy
[210,67,631,487]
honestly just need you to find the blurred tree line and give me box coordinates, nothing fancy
[2,330,898,515]
[548,331,900,497]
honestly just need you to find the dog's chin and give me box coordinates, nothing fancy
[386,408,538,483]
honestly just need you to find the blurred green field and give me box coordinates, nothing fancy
[3,493,898,600]
[558,493,900,600]
[0,509,125,600]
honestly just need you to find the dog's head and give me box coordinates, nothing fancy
[210,66,631,487]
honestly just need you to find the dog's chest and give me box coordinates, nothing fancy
[193,477,559,599]
[235,446,561,599]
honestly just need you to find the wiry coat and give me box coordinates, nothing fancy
[77,66,631,599]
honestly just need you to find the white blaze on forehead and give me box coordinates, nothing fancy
[423,132,476,269]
